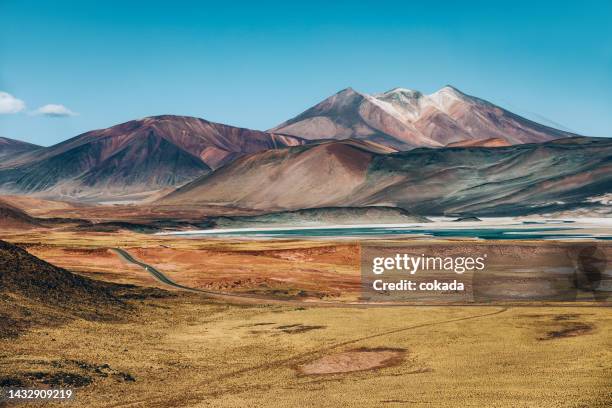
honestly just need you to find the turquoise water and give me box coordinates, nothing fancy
[177,226,612,240]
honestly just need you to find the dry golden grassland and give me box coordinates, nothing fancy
[1,229,610,407]
[2,296,610,407]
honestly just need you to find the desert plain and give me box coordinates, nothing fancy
[1,204,610,408]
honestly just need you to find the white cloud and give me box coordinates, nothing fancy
[33,104,78,117]
[0,93,77,118]
[0,91,26,114]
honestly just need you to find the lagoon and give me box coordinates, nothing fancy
[158,218,612,240]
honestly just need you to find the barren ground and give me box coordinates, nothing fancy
[1,227,610,407]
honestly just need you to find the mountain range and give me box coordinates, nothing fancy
[0,86,603,211]
[270,86,577,149]
[159,137,612,216]
[0,115,304,201]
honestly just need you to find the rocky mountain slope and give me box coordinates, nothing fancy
[159,137,612,216]
[0,241,128,337]
[270,86,578,149]
[161,139,385,210]
[0,115,305,201]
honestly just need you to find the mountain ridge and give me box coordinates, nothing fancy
[158,137,612,216]
[270,86,578,149]
[0,115,306,201]
[0,136,41,159]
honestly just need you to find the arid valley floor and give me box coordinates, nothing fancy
[1,216,611,407]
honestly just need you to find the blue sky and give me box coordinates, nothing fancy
[0,0,610,146]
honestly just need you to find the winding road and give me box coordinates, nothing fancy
[112,247,357,306]
[112,247,606,309]
[112,248,277,304]
[113,248,186,288]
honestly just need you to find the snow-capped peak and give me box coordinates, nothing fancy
[429,85,466,98]
[441,84,461,92]
[372,88,426,120]
[426,85,470,112]
[376,87,422,99]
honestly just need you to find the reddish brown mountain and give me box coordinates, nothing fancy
[270,86,578,149]
[0,115,305,201]
[160,139,398,210]
[158,137,612,216]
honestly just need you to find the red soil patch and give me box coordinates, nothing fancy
[298,348,405,375]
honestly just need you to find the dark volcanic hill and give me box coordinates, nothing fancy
[0,115,305,201]
[0,241,121,308]
[159,137,612,216]
[0,241,131,337]
[270,86,578,149]
[0,136,41,159]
